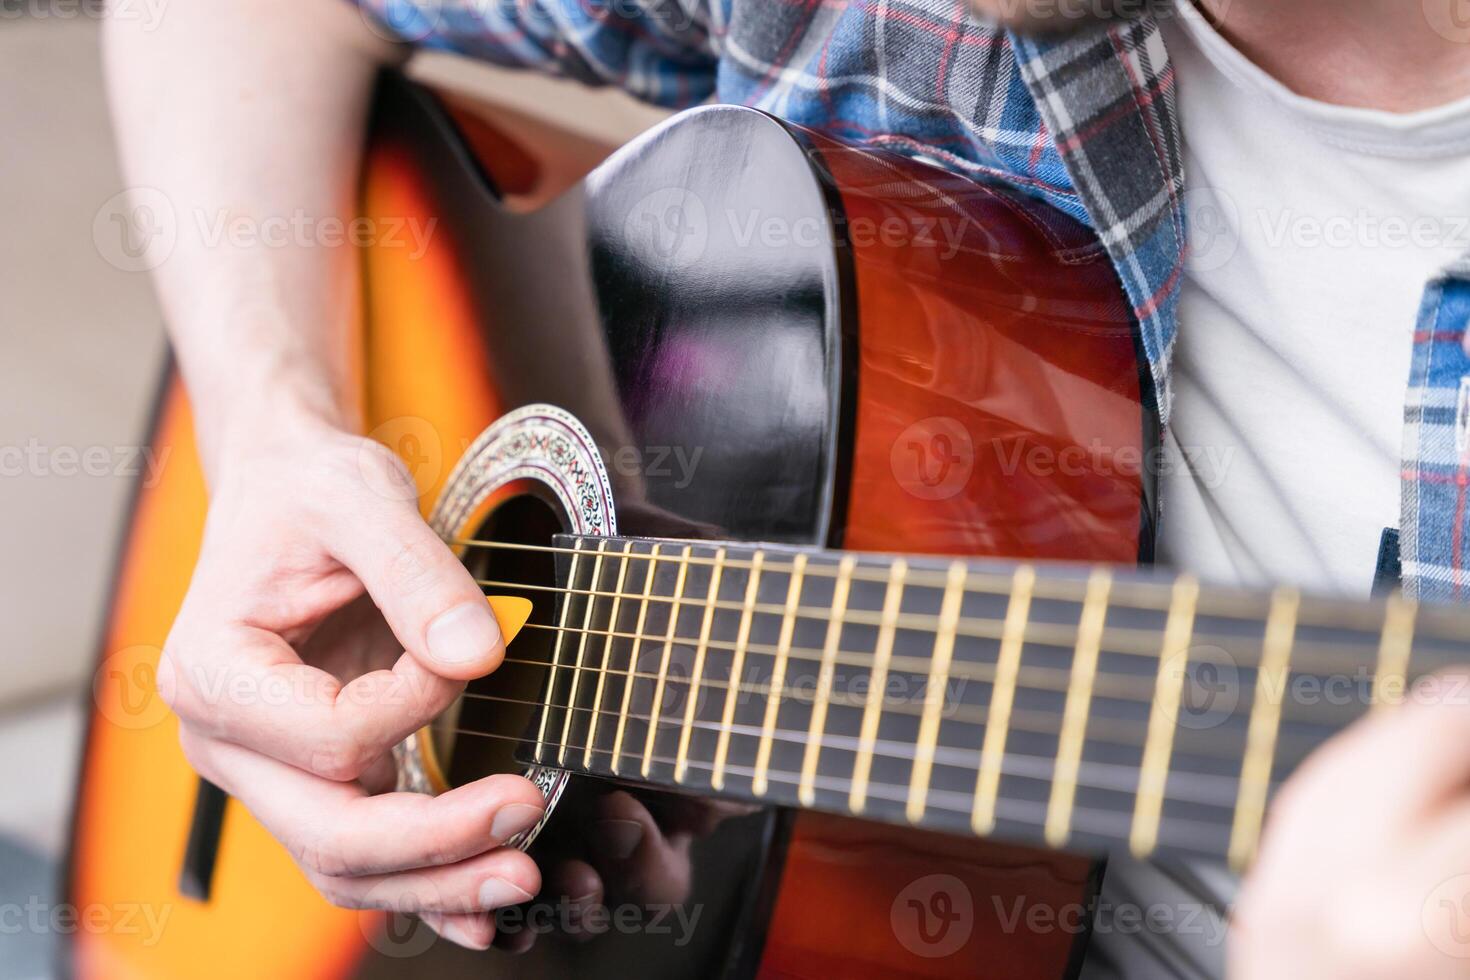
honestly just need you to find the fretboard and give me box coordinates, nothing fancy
[514,533,1469,868]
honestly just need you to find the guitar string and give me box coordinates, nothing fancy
[460,538,1186,607]
[479,575,1405,683]
[447,538,1404,807]
[452,689,1269,811]
[438,722,1242,849]
[453,537,1420,637]
[467,655,1331,769]
[501,620,1366,732]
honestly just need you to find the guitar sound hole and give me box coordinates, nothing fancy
[436,488,566,786]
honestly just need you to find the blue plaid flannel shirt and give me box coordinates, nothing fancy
[359,0,1470,603]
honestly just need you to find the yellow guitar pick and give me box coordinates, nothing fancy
[485,595,533,645]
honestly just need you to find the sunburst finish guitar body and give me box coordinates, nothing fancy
[82,69,1432,979]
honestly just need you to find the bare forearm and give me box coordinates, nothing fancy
[103,0,404,475]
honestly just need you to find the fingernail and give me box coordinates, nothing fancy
[478,876,533,909]
[426,601,502,667]
[490,803,543,842]
[433,916,490,951]
[594,818,644,860]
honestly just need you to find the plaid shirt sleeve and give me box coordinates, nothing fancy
[354,0,720,108]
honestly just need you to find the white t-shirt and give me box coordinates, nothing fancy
[1084,7,1470,980]
[1156,0,1470,598]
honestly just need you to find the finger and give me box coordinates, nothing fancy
[327,445,505,680]
[548,858,603,908]
[1406,799,1470,962]
[494,916,540,955]
[1270,672,1470,839]
[1252,672,1470,888]
[421,910,495,951]
[1387,672,1470,810]
[546,859,605,945]
[591,790,692,905]
[482,861,606,953]
[181,732,546,876]
[357,750,399,796]
[306,845,540,914]
[164,625,464,781]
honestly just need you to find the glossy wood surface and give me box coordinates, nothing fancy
[763,814,1095,979]
[809,131,1146,561]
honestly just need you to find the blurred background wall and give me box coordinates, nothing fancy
[0,4,666,859]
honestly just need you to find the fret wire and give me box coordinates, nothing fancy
[535,548,583,763]
[476,576,1387,677]
[457,537,1415,634]
[906,561,969,824]
[1370,591,1416,710]
[1228,587,1300,870]
[611,543,660,774]
[849,559,907,814]
[558,539,607,765]
[1045,567,1113,848]
[713,551,764,791]
[583,539,633,770]
[799,555,857,807]
[460,686,1288,812]
[972,564,1036,835]
[1129,574,1201,858]
[510,618,1370,729]
[642,544,694,779]
[676,548,727,784]
[490,651,1329,767]
[754,553,808,797]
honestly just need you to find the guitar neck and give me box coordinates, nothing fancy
[516,533,1468,868]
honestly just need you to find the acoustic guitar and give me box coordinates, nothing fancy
[66,71,1470,979]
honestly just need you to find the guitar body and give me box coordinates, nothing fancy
[67,73,1152,979]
